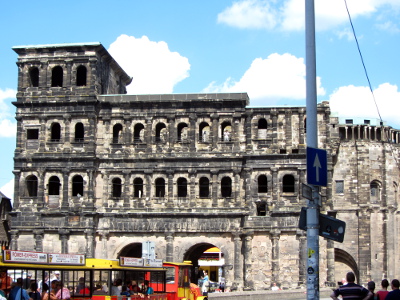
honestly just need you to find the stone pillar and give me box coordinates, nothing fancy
[211,114,219,149]
[39,118,46,151]
[12,170,21,209]
[85,229,95,258]
[271,167,278,203]
[233,232,242,283]
[358,208,372,283]
[123,171,130,208]
[99,230,110,259]
[297,231,307,286]
[87,170,94,209]
[145,118,153,152]
[244,112,253,151]
[64,116,71,144]
[124,120,132,145]
[66,60,72,86]
[165,232,174,262]
[59,229,69,253]
[211,170,218,207]
[189,170,196,207]
[326,239,335,287]
[189,114,196,152]
[234,170,241,207]
[62,170,69,209]
[243,232,254,290]
[10,230,19,250]
[232,115,240,152]
[243,168,252,207]
[299,109,305,146]
[165,171,172,207]
[271,230,280,285]
[33,230,44,252]
[143,171,152,208]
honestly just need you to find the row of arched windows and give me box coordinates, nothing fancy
[23,174,297,199]
[28,65,87,88]
[48,122,84,142]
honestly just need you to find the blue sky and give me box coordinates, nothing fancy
[1,0,399,200]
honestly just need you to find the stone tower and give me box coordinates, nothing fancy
[9,42,400,290]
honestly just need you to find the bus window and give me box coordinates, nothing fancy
[166,267,175,284]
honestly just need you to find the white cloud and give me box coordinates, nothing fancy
[1,179,14,204]
[218,0,397,32]
[202,53,325,106]
[108,34,190,94]
[329,83,400,128]
[0,88,16,137]
[217,0,279,29]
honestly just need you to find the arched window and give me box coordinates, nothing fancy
[177,123,188,142]
[48,176,60,195]
[258,175,268,193]
[155,178,165,198]
[258,118,268,139]
[282,175,295,193]
[221,177,232,198]
[112,178,122,198]
[72,175,84,197]
[76,65,87,86]
[134,178,143,198]
[221,121,232,142]
[29,67,39,87]
[113,124,123,143]
[51,66,63,87]
[51,123,61,142]
[134,123,145,143]
[75,123,84,142]
[177,177,187,197]
[370,180,381,204]
[199,177,210,198]
[199,122,210,142]
[256,201,267,216]
[26,175,38,197]
[155,123,167,143]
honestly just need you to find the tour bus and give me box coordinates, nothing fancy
[0,250,205,300]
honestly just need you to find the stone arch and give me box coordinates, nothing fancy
[118,242,143,258]
[334,248,359,284]
[183,242,222,283]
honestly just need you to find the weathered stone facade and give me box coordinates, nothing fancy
[9,43,400,291]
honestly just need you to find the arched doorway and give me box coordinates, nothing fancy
[334,248,359,284]
[184,243,224,285]
[118,243,143,258]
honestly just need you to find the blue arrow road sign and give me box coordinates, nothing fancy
[307,147,327,186]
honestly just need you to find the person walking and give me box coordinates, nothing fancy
[330,272,372,300]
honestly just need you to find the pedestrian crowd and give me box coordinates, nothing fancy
[330,271,400,300]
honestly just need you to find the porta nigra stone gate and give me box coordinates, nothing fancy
[9,43,400,291]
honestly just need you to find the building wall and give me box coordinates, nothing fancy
[9,43,400,291]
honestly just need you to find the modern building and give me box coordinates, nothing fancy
[9,42,400,290]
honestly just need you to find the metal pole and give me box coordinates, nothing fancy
[305,0,320,299]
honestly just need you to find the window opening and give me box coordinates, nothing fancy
[134,123,145,143]
[27,129,39,139]
[76,65,87,86]
[29,67,39,87]
[221,177,232,198]
[199,177,210,198]
[199,122,210,142]
[155,123,166,143]
[155,178,165,197]
[48,176,60,195]
[258,175,268,193]
[75,123,84,142]
[134,178,143,197]
[221,122,232,142]
[282,175,295,193]
[336,180,344,194]
[112,178,122,198]
[177,123,188,142]
[113,124,123,143]
[256,201,267,216]
[72,175,84,197]
[177,177,187,197]
[258,118,268,139]
[51,66,63,87]
[51,123,61,142]
[26,175,38,197]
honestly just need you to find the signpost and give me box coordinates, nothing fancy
[307,147,328,187]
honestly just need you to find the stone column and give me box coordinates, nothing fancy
[143,171,152,208]
[66,60,72,86]
[64,116,71,144]
[33,230,44,252]
[123,171,130,208]
[326,239,335,287]
[211,113,219,149]
[165,232,174,262]
[211,170,218,207]
[232,115,240,151]
[85,229,95,258]
[234,170,241,207]
[243,232,254,290]
[145,118,153,152]
[243,168,252,207]
[189,170,196,207]
[271,167,278,203]
[167,171,174,207]
[233,232,242,283]
[10,230,19,250]
[244,112,253,151]
[87,170,94,209]
[189,114,196,152]
[271,230,280,285]
[59,229,70,253]
[12,170,21,209]
[62,170,69,209]
[99,230,110,259]
[39,118,46,151]
[297,230,307,286]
